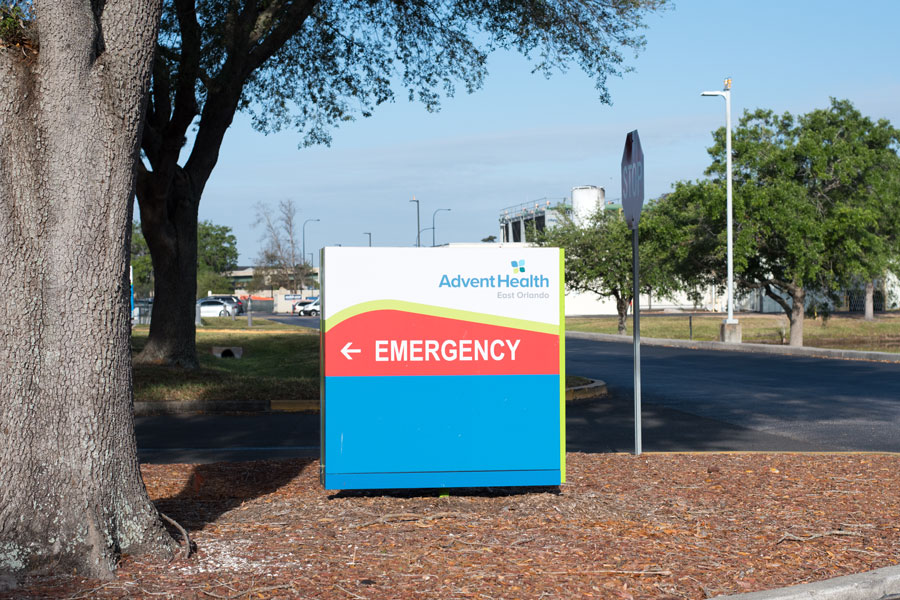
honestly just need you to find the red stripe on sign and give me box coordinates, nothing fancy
[324,310,559,377]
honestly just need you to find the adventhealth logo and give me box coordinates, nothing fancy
[438,259,550,289]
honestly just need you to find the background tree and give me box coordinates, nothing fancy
[254,199,315,293]
[196,220,239,297]
[133,219,239,298]
[135,0,668,368]
[664,99,900,346]
[537,204,684,334]
[132,222,155,298]
[0,0,176,578]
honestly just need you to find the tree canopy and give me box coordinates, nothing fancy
[198,220,239,274]
[537,203,685,334]
[135,0,668,368]
[662,99,900,345]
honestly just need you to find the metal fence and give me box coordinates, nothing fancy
[846,289,885,313]
[132,305,152,325]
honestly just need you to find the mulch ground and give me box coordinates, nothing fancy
[7,453,900,599]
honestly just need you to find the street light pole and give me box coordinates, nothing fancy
[431,208,451,247]
[702,78,738,330]
[409,197,420,247]
[302,218,319,290]
[302,218,320,266]
[364,232,372,247]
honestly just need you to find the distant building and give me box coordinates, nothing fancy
[498,186,618,243]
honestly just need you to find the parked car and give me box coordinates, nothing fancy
[207,294,243,314]
[197,298,232,317]
[292,296,319,314]
[299,298,320,316]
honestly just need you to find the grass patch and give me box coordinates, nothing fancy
[566,312,900,353]
[133,318,320,408]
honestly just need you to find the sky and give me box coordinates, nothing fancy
[180,0,900,265]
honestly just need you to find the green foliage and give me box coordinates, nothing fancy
[664,99,900,342]
[196,268,233,298]
[131,222,154,298]
[198,220,239,274]
[0,2,33,47]
[196,221,239,298]
[536,204,685,333]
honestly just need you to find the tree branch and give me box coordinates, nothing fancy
[244,0,317,79]
[169,0,202,137]
[762,282,792,316]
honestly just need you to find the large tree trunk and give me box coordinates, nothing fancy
[864,280,875,321]
[136,62,243,368]
[764,282,805,347]
[134,168,201,368]
[0,0,175,579]
[788,288,806,347]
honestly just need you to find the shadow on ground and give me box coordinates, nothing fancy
[567,390,822,453]
[154,458,315,535]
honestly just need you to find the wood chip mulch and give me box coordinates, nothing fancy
[7,453,900,599]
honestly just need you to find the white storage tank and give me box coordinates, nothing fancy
[571,186,605,226]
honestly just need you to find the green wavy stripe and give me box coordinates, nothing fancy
[323,300,559,334]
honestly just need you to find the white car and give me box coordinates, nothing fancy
[299,298,320,316]
[197,298,232,317]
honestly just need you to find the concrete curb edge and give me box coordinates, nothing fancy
[134,399,269,416]
[566,379,608,401]
[711,563,900,599]
[565,331,900,363]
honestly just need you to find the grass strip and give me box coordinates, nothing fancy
[133,318,320,409]
[566,312,900,353]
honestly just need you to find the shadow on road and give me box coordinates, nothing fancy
[567,391,823,453]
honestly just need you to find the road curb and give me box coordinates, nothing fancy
[711,564,900,599]
[566,379,607,401]
[134,399,269,416]
[566,331,900,363]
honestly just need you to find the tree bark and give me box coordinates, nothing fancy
[763,282,805,347]
[788,288,805,347]
[616,295,629,335]
[135,45,246,368]
[133,167,201,368]
[864,280,875,321]
[0,0,175,579]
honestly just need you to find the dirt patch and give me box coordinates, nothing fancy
[7,453,900,599]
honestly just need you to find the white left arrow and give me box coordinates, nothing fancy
[341,342,362,360]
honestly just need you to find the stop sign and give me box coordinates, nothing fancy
[621,130,644,230]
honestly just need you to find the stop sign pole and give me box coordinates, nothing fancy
[621,130,644,456]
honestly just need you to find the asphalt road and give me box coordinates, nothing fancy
[566,337,900,453]
[136,321,900,463]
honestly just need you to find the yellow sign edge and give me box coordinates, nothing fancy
[323,299,559,335]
